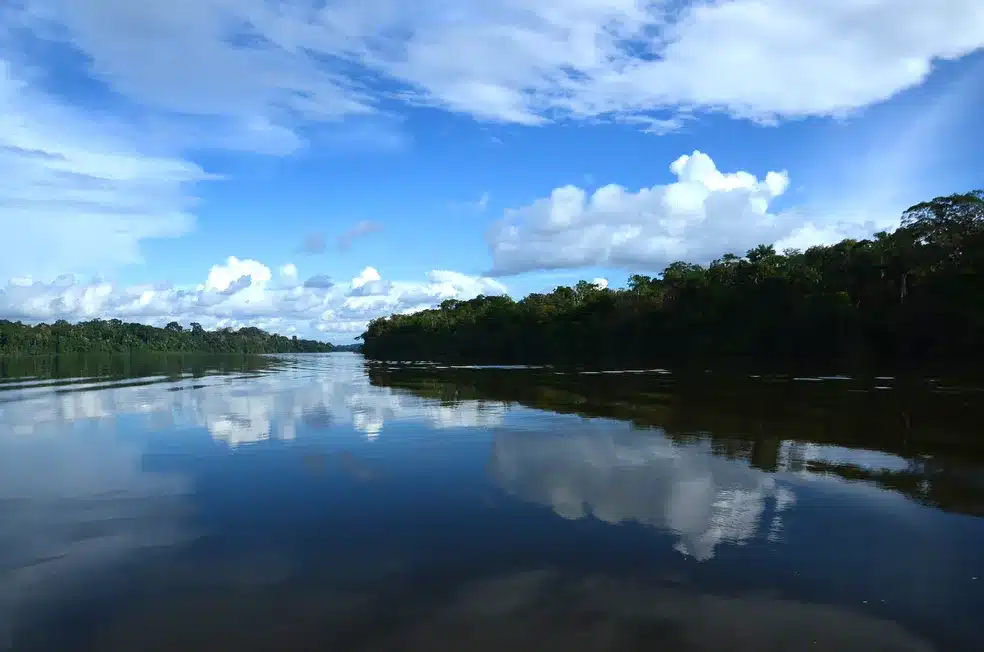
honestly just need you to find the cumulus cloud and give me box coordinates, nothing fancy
[279,263,299,283]
[336,220,384,251]
[2,1,980,287]
[0,258,507,341]
[487,150,885,275]
[7,0,982,135]
[3,1,980,289]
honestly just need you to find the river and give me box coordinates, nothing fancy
[1,352,982,651]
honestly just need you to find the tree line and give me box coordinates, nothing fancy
[361,190,984,373]
[0,319,334,355]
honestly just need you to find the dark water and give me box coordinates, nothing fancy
[1,353,983,651]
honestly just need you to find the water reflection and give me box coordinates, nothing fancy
[89,570,939,652]
[369,363,984,516]
[0,353,509,649]
[491,425,796,560]
[0,354,506,445]
[0,354,982,651]
[0,423,193,649]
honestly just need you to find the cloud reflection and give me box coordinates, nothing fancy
[0,429,191,648]
[0,354,507,446]
[0,353,507,647]
[489,424,795,561]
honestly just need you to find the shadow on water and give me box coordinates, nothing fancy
[1,354,982,651]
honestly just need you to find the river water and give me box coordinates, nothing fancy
[1,352,982,651]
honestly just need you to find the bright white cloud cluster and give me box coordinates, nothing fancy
[2,0,981,297]
[487,150,883,274]
[9,0,984,132]
[0,259,507,340]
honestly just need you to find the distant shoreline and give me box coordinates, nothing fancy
[0,319,335,356]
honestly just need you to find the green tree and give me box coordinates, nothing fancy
[361,189,984,373]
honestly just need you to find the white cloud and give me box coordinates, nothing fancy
[487,150,887,274]
[204,256,272,292]
[279,263,299,282]
[0,258,507,341]
[0,59,214,282]
[8,1,983,134]
[3,1,981,286]
[351,266,382,289]
[591,277,608,289]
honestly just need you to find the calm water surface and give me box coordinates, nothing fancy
[1,352,983,651]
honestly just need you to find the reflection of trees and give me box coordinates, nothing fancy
[368,366,984,516]
[803,458,984,517]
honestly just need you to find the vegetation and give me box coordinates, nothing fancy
[0,319,334,356]
[361,191,984,372]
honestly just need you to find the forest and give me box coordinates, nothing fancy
[0,319,334,355]
[361,190,984,373]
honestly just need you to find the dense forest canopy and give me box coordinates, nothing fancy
[361,190,984,372]
[0,319,334,355]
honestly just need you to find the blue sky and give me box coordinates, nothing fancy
[1,0,983,342]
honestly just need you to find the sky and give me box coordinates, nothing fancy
[1,0,983,343]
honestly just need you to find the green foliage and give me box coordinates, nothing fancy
[332,343,365,353]
[361,190,984,372]
[0,319,334,356]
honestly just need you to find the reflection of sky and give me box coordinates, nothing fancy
[488,424,938,562]
[0,353,507,647]
[2,356,982,650]
[490,422,796,561]
[0,354,507,445]
[487,420,984,649]
[0,425,191,649]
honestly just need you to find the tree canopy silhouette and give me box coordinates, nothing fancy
[0,319,334,355]
[361,190,984,372]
